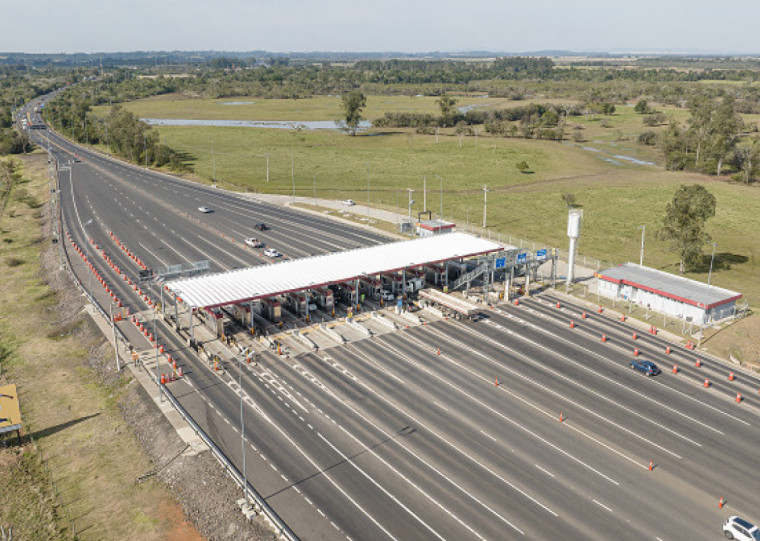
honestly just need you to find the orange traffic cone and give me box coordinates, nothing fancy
[672,365,678,374]
[559,412,564,422]
[736,393,742,403]
[634,348,640,356]
[582,311,587,319]
[437,347,440,355]
[696,359,702,367]
[719,496,724,509]
[648,460,653,471]
[704,378,710,388]
[494,377,499,386]
[729,372,734,381]
[160,374,166,385]
[514,299,519,306]
[601,334,607,342]
[570,321,575,328]
[632,332,637,340]
[556,301,561,308]
[597,305,603,313]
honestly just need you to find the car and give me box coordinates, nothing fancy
[629,359,660,376]
[197,206,212,213]
[245,237,263,248]
[724,516,760,540]
[255,222,267,231]
[341,199,355,206]
[264,248,280,258]
[380,290,396,301]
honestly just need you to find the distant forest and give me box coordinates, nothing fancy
[4,52,760,181]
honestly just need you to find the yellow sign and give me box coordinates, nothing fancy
[0,384,22,432]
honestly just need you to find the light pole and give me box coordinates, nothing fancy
[313,171,319,207]
[638,225,645,266]
[482,185,489,229]
[407,189,414,236]
[238,356,249,506]
[109,302,121,371]
[434,174,444,227]
[211,136,216,184]
[366,163,370,220]
[707,242,718,286]
[291,152,295,202]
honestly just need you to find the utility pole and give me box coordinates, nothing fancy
[211,136,216,184]
[238,356,249,506]
[291,152,295,202]
[366,163,370,220]
[482,185,489,229]
[638,225,646,266]
[707,242,717,286]
[407,189,414,236]
[423,176,427,212]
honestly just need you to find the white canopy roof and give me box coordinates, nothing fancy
[167,232,505,309]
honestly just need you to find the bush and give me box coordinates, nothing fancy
[638,131,658,146]
[6,256,24,267]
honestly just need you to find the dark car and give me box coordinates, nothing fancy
[629,359,660,376]
[255,222,267,231]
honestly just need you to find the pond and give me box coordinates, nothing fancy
[141,118,372,131]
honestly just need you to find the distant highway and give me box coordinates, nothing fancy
[23,100,760,540]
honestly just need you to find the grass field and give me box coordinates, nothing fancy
[0,154,198,540]
[92,95,760,309]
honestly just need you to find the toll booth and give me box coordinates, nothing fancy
[360,276,383,300]
[332,282,357,305]
[381,273,404,295]
[425,263,447,286]
[262,298,282,322]
[315,286,334,311]
[287,292,308,316]
[202,307,231,338]
[226,303,253,327]
[408,268,426,289]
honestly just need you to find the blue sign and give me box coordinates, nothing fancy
[536,249,547,261]
[517,253,527,264]
[397,298,403,307]
[495,257,506,269]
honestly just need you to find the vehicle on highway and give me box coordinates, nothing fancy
[629,359,660,376]
[255,222,268,230]
[380,290,395,301]
[197,206,213,213]
[245,237,263,248]
[342,199,355,206]
[264,248,281,258]
[723,516,760,540]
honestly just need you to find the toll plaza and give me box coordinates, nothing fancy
[163,232,556,357]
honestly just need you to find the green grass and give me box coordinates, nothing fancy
[89,95,760,307]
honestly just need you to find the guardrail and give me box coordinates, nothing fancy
[51,157,297,540]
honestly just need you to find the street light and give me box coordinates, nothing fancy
[406,189,414,236]
[482,185,489,229]
[238,355,249,507]
[707,242,718,286]
[365,163,370,221]
[82,218,94,301]
[434,174,444,227]
[637,225,646,266]
[313,171,319,207]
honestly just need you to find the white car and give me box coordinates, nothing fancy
[380,290,396,301]
[341,199,355,206]
[197,206,212,213]
[245,237,263,248]
[264,248,281,258]
[724,517,760,541]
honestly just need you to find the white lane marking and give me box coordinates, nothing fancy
[480,430,497,442]
[535,465,555,478]
[433,401,448,411]
[380,337,622,484]
[318,432,472,540]
[498,306,745,428]
[306,352,557,519]
[159,238,194,264]
[137,241,169,267]
[426,325,683,459]
[592,499,613,513]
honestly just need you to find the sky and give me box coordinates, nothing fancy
[4,0,760,55]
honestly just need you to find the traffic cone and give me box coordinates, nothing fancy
[597,305,603,313]
[570,321,575,328]
[665,346,671,354]
[648,460,653,471]
[601,334,607,342]
[556,301,561,308]
[437,347,440,355]
[559,412,563,422]
[736,393,742,403]
[719,496,724,509]
[582,311,587,319]
[704,378,710,388]
[514,299,519,306]
[494,377,498,386]
[696,359,702,367]
[729,372,734,381]
[178,367,184,377]
[632,332,637,340]
[160,374,166,385]
[672,365,678,374]
[634,348,640,356]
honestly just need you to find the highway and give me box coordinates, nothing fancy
[24,106,760,540]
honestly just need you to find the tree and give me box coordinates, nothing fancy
[710,96,743,176]
[732,137,760,184]
[340,91,366,136]
[634,99,651,114]
[658,184,717,273]
[516,160,530,173]
[436,94,458,127]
